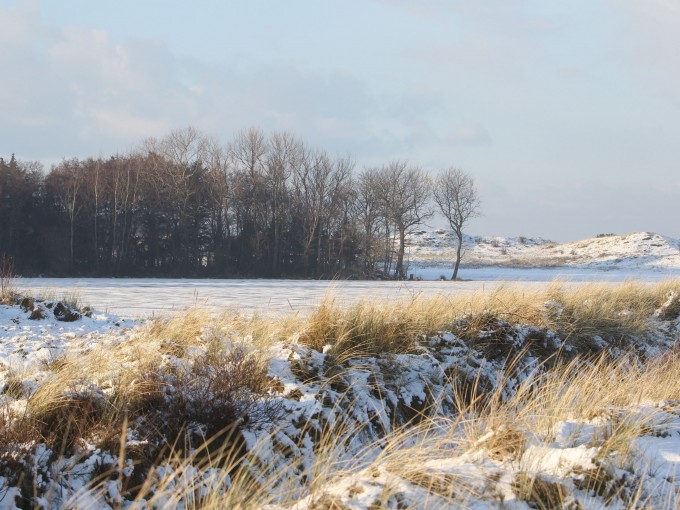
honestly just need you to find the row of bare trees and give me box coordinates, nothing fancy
[1,127,479,278]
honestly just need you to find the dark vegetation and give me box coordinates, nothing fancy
[0,127,442,279]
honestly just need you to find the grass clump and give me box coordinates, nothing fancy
[23,356,117,453]
[544,282,654,349]
[144,307,211,348]
[571,462,621,503]
[298,297,431,355]
[28,386,109,450]
[512,472,569,510]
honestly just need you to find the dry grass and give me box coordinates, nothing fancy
[295,288,544,357]
[2,308,285,476]
[116,281,680,507]
[544,281,657,348]
[143,307,213,348]
[456,351,680,473]
[60,420,265,509]
[2,280,680,507]
[464,279,680,346]
[295,280,680,359]
[24,352,119,451]
[512,472,569,510]
[144,306,304,354]
[298,297,432,355]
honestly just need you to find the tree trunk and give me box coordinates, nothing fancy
[69,192,77,272]
[396,225,406,279]
[93,163,99,271]
[272,189,280,276]
[316,223,323,276]
[452,232,463,280]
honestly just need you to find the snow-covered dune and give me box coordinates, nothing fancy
[407,230,680,272]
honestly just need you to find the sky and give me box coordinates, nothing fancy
[1,0,679,241]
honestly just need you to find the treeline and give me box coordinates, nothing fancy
[0,127,438,278]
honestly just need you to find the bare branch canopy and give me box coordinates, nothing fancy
[433,168,481,280]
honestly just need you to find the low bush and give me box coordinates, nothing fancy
[0,254,18,304]
[169,344,283,436]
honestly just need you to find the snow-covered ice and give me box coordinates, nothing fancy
[17,269,677,319]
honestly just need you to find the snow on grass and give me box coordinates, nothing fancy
[0,280,680,508]
[0,299,133,393]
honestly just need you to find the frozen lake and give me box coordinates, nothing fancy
[17,266,679,319]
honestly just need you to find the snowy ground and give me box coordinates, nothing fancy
[1,287,680,508]
[0,299,135,388]
[16,278,515,318]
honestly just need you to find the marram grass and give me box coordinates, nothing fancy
[2,279,680,508]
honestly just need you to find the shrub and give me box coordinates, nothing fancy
[113,341,282,453]
[0,254,18,304]
[175,344,283,434]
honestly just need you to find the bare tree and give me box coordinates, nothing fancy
[143,127,214,272]
[354,168,383,274]
[229,127,269,270]
[48,158,85,271]
[433,168,481,280]
[325,155,355,273]
[108,153,141,272]
[230,127,267,178]
[377,161,432,279]
[265,132,303,275]
[294,149,333,272]
[203,138,233,273]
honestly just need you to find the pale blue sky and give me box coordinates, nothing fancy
[1,0,678,240]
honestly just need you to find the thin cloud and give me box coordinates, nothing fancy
[447,123,492,147]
